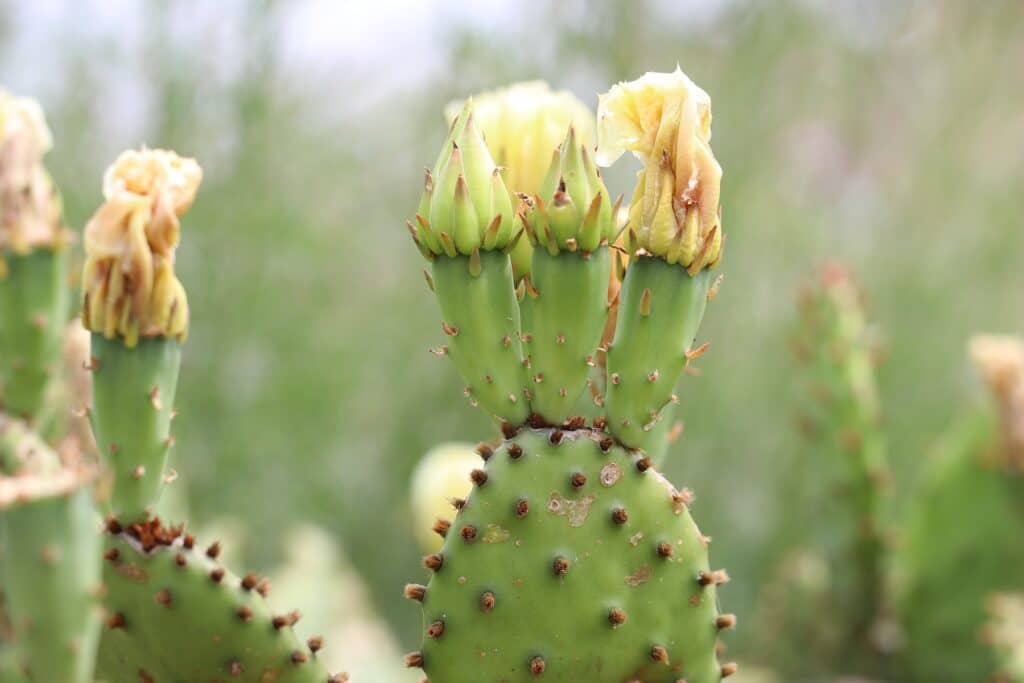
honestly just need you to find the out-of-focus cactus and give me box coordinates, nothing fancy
[445,82,596,281]
[788,264,891,674]
[983,592,1024,683]
[405,69,735,682]
[0,430,101,683]
[271,525,419,682]
[0,91,70,422]
[897,335,1024,681]
[410,443,478,553]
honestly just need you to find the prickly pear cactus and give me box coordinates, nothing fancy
[71,148,345,683]
[98,518,338,683]
[0,89,70,422]
[406,70,735,682]
[409,426,728,682]
[897,336,1024,681]
[0,437,101,683]
[786,264,891,673]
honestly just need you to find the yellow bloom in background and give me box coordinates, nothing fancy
[82,148,202,346]
[597,67,723,273]
[445,82,596,278]
[409,442,479,553]
[0,89,65,256]
[969,334,1024,468]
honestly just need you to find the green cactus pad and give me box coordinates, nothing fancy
[522,249,610,424]
[0,249,70,420]
[898,412,1024,682]
[97,519,343,683]
[409,427,733,682]
[89,334,181,522]
[431,252,529,424]
[0,468,102,683]
[604,258,710,456]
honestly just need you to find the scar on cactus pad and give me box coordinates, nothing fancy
[406,69,733,682]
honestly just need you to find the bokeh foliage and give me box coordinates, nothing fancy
[2,0,1021,663]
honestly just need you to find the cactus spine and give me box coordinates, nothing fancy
[406,70,734,682]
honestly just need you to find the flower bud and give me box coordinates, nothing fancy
[597,67,722,273]
[81,148,202,347]
[444,82,595,278]
[414,101,515,259]
[521,126,615,254]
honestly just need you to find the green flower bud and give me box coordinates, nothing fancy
[412,101,515,259]
[520,126,614,254]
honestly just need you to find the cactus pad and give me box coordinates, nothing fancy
[97,518,344,683]
[409,426,733,682]
[0,467,101,683]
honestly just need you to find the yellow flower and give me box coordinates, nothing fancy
[597,67,722,272]
[0,90,64,255]
[969,335,1024,467]
[446,81,595,196]
[82,148,202,347]
[409,443,479,553]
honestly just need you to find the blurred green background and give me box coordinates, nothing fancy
[3,0,1021,666]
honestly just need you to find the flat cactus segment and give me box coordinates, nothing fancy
[898,413,1024,681]
[413,427,730,682]
[0,476,101,683]
[431,252,529,423]
[97,520,336,683]
[89,334,180,522]
[523,249,611,423]
[605,258,710,454]
[0,414,60,475]
[0,249,70,420]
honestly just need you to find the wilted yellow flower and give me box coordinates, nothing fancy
[0,90,65,257]
[597,67,722,273]
[445,82,595,278]
[82,148,202,347]
[409,443,479,553]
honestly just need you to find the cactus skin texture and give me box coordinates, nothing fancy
[431,251,529,424]
[88,334,180,522]
[897,411,1024,682]
[0,249,70,420]
[97,518,341,683]
[604,262,710,454]
[0,465,101,683]
[411,426,730,683]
